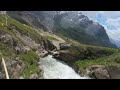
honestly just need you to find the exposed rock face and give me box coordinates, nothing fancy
[41,39,57,51]
[14,30,41,50]
[15,45,24,54]
[0,33,14,48]
[0,14,57,79]
[30,73,39,79]
[106,66,120,79]
[23,46,31,52]
[85,65,110,79]
[15,45,31,54]
[0,59,26,79]
[59,42,71,50]
[0,32,28,56]
[7,11,117,48]
[77,65,120,79]
[12,28,56,53]
[0,57,43,79]
[36,50,48,58]
[53,50,79,63]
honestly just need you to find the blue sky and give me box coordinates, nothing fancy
[80,11,120,47]
[80,11,120,30]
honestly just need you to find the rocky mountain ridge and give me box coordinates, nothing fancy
[7,11,117,48]
[0,12,120,79]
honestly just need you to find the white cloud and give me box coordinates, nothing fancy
[80,11,120,47]
[80,11,120,21]
[98,11,104,14]
[95,12,120,47]
[106,18,120,27]
[106,28,120,47]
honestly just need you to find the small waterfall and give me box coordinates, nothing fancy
[39,55,90,79]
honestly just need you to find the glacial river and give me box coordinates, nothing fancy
[39,55,90,79]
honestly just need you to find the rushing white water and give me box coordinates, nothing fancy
[39,55,90,79]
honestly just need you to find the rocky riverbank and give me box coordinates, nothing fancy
[51,42,120,79]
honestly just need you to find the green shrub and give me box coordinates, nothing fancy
[19,50,40,78]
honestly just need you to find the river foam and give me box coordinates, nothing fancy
[39,55,90,79]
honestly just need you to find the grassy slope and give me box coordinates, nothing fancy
[75,53,120,69]
[0,15,44,78]
[74,52,120,75]
[0,14,120,78]
[19,50,40,78]
[57,34,120,71]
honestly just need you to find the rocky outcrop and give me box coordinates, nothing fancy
[0,33,29,54]
[12,28,56,54]
[15,45,31,54]
[84,65,110,79]
[53,50,79,63]
[0,57,44,79]
[59,42,71,50]
[0,58,26,79]
[0,14,57,79]
[77,65,120,79]
[36,50,48,58]
[41,39,57,51]
[14,30,41,50]
[0,33,14,48]
[30,73,39,79]
[106,66,120,79]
